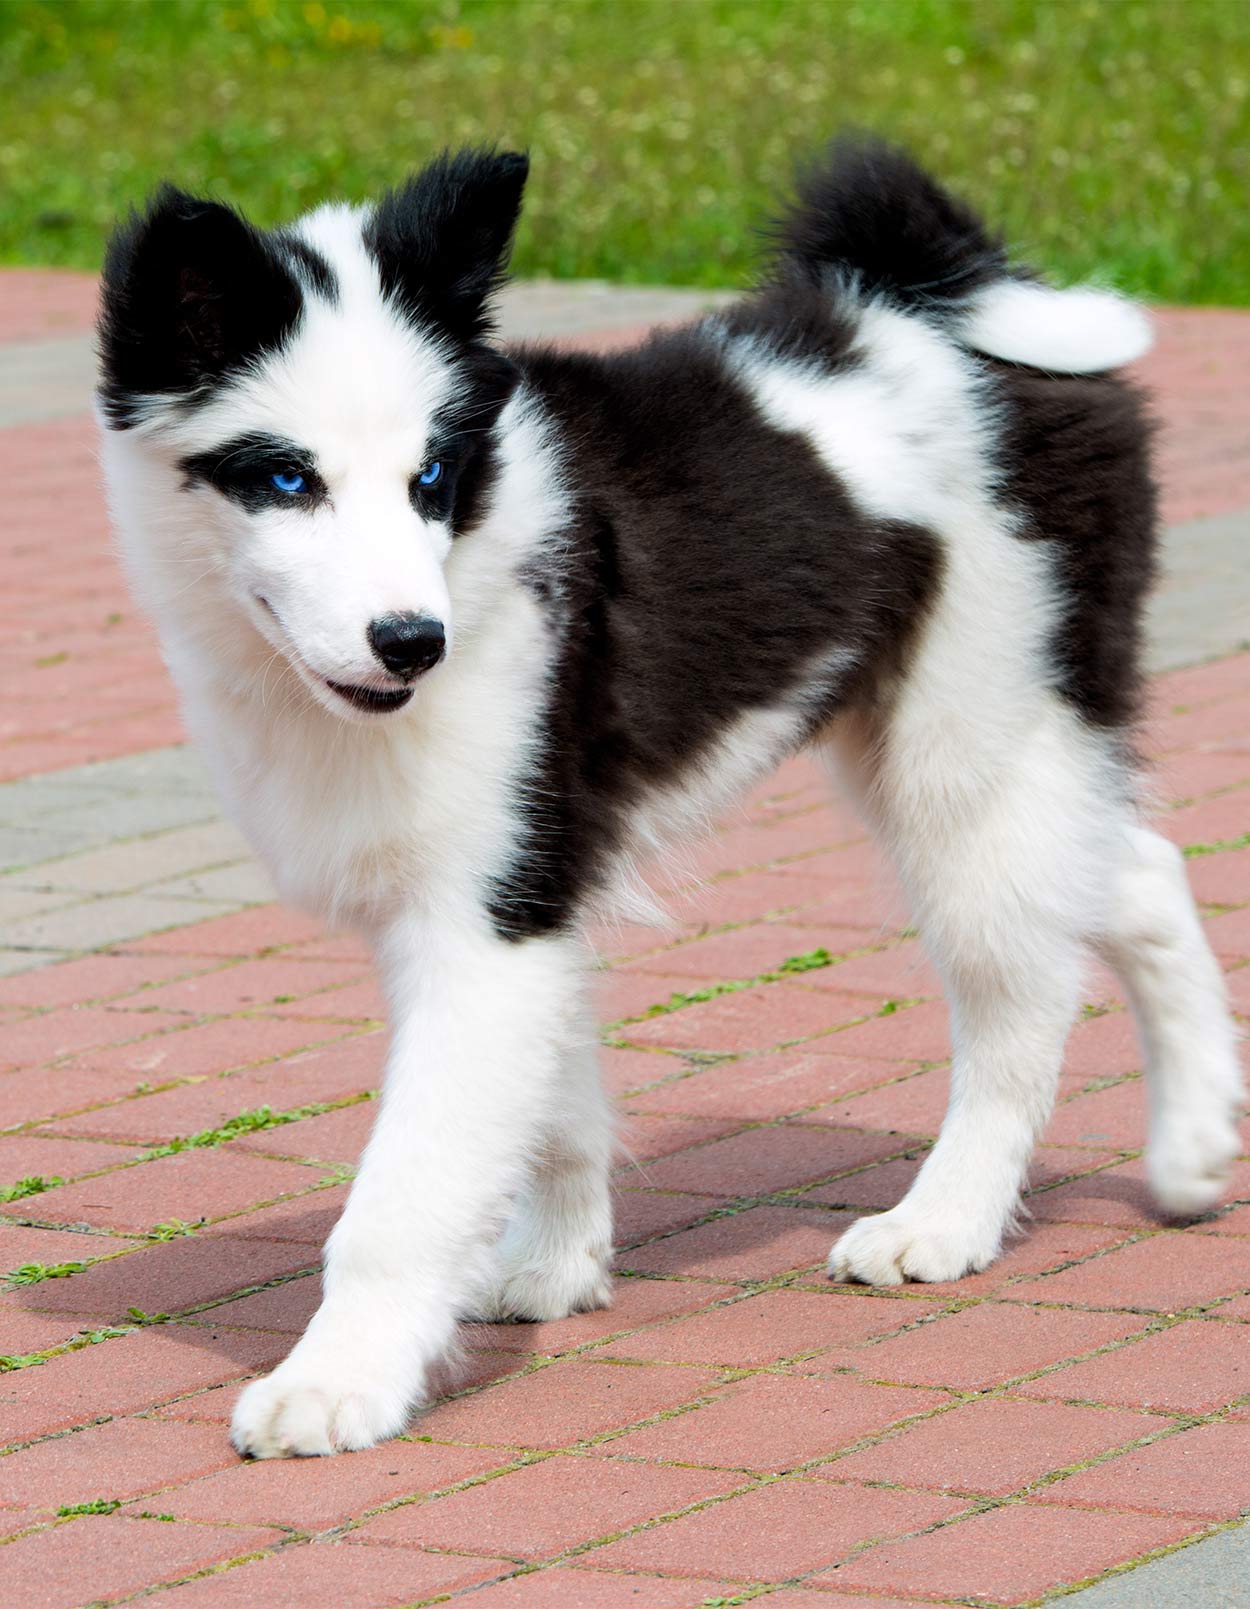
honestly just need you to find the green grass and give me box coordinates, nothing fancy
[0,0,1247,303]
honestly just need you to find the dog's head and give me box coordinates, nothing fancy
[98,149,528,719]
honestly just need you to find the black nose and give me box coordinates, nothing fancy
[368,613,445,679]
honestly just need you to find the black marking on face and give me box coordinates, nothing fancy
[98,189,335,429]
[180,433,328,512]
[364,148,528,346]
[420,347,519,539]
[275,232,340,304]
[408,454,459,522]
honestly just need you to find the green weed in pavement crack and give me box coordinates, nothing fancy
[0,1352,47,1372]
[140,1094,371,1158]
[148,1219,201,1240]
[1184,831,1250,858]
[625,946,847,1022]
[0,1174,64,1203]
[4,1260,89,1287]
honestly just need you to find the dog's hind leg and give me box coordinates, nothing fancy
[1095,823,1243,1215]
[473,989,615,1322]
[827,700,1117,1285]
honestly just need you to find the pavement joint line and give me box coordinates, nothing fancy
[1,1017,376,1118]
[605,939,912,1030]
[105,1546,280,1608]
[4,1109,1242,1264]
[608,993,925,1056]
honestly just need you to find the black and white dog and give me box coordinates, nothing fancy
[97,140,1243,1457]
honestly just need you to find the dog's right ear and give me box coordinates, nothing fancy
[98,186,304,428]
[366,148,529,345]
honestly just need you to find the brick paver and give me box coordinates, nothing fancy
[0,268,1247,1603]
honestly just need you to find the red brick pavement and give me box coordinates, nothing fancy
[1,272,1248,1603]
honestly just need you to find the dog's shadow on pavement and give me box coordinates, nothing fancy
[11,1154,1203,1434]
[13,1196,336,1362]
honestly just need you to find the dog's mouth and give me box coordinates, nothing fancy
[324,679,415,714]
[252,598,416,717]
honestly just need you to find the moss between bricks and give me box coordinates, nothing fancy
[139,1094,372,1159]
[1184,831,1250,858]
[608,943,917,1031]
[0,1092,370,1307]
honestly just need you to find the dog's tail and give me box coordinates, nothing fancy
[765,135,1152,374]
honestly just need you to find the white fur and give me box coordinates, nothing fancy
[472,995,616,1323]
[959,280,1154,373]
[727,301,1001,527]
[1098,826,1243,1215]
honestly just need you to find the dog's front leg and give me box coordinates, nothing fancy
[231,913,584,1458]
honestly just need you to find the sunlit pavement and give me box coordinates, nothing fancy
[1,270,1248,1608]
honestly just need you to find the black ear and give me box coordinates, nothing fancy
[98,186,305,428]
[365,148,529,343]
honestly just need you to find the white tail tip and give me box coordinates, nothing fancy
[960,280,1154,374]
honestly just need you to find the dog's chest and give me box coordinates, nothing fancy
[187,656,539,929]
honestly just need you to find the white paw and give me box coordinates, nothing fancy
[472,1245,614,1323]
[829,1207,1001,1286]
[231,1362,412,1458]
[1149,1109,1241,1218]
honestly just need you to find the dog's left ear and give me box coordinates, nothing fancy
[367,148,529,343]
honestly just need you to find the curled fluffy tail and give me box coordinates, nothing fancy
[767,136,1152,374]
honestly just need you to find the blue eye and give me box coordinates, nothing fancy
[271,470,306,495]
[418,461,442,487]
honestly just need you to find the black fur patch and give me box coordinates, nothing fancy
[433,347,520,540]
[98,188,331,428]
[766,134,1011,315]
[364,148,528,345]
[275,232,339,304]
[714,279,862,374]
[180,432,328,512]
[486,316,941,940]
[989,362,1157,729]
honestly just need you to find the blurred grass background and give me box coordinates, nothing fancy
[0,0,1246,303]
